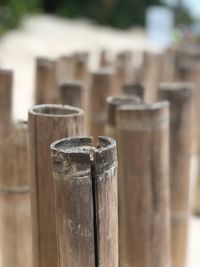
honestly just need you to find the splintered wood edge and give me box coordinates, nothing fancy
[28,104,84,117]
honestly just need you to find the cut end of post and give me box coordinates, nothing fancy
[51,136,117,174]
[29,104,84,117]
[106,95,141,127]
[122,82,144,99]
[159,82,195,96]
[116,101,169,131]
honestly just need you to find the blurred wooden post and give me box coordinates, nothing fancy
[158,83,194,267]
[99,50,110,68]
[73,52,89,82]
[143,53,162,103]
[35,58,58,104]
[89,69,115,137]
[1,121,32,267]
[59,80,84,108]
[28,104,84,267]
[122,82,145,100]
[56,55,75,83]
[116,101,171,267]
[51,136,118,267]
[105,95,140,138]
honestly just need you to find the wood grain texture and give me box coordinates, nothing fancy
[158,83,195,267]
[28,104,84,267]
[35,57,58,104]
[116,101,171,267]
[88,69,115,138]
[51,136,118,267]
[0,121,32,267]
[59,80,84,108]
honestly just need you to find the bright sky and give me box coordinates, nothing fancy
[164,0,200,17]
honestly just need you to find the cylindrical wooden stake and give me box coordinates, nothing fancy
[59,80,84,108]
[73,52,89,82]
[122,82,145,100]
[51,136,118,267]
[1,121,32,267]
[56,55,75,83]
[28,104,84,267]
[158,83,194,267]
[105,95,141,138]
[35,57,58,104]
[116,101,171,267]
[88,69,115,137]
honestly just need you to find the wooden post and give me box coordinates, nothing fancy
[158,82,194,267]
[143,53,162,103]
[59,80,84,108]
[73,52,89,82]
[116,101,171,267]
[28,104,84,267]
[122,82,145,100]
[99,50,110,68]
[105,95,141,138]
[0,121,32,267]
[88,68,115,137]
[56,55,75,83]
[51,136,118,266]
[35,57,58,104]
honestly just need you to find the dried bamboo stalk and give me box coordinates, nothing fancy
[159,82,194,267]
[35,57,58,104]
[105,95,141,138]
[59,80,84,108]
[88,69,115,137]
[28,104,84,267]
[73,52,89,82]
[1,121,32,267]
[51,136,118,267]
[56,55,75,83]
[116,101,171,267]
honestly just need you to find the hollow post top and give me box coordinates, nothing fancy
[28,104,84,118]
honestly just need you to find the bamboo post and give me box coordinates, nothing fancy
[35,57,58,104]
[56,55,75,83]
[105,95,141,138]
[73,52,89,82]
[0,121,32,267]
[59,80,84,108]
[158,83,194,267]
[88,68,115,137]
[99,50,110,68]
[122,82,145,100]
[0,69,13,266]
[51,136,118,267]
[28,104,84,267]
[143,53,162,103]
[116,101,171,267]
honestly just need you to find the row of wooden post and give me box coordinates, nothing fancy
[0,46,198,267]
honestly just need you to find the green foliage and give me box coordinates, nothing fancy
[0,0,40,33]
[57,0,162,29]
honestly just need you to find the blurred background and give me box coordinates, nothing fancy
[0,0,200,267]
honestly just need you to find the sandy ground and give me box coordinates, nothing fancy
[0,15,199,266]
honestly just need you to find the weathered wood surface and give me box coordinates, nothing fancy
[73,52,89,82]
[51,136,118,267]
[1,121,32,267]
[122,82,144,100]
[56,55,75,82]
[116,101,171,267]
[88,69,115,137]
[28,104,84,267]
[159,82,194,267]
[35,57,58,104]
[59,80,84,108]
